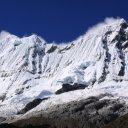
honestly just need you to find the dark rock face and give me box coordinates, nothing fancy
[0,94,6,102]
[0,117,6,124]
[11,94,127,128]
[47,45,57,53]
[17,98,48,114]
[55,83,86,94]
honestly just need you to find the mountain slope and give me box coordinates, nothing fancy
[0,18,128,122]
[10,94,128,128]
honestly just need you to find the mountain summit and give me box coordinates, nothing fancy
[0,18,128,127]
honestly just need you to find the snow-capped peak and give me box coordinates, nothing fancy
[0,31,18,41]
[0,18,128,118]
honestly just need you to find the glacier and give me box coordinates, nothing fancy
[0,18,128,118]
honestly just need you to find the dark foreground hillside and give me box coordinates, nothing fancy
[0,123,50,128]
[103,113,128,128]
[1,94,127,128]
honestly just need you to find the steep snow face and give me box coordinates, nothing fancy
[0,18,128,117]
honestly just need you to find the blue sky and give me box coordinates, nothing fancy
[0,0,128,42]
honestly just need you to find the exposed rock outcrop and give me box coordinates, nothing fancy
[17,98,49,115]
[55,83,86,94]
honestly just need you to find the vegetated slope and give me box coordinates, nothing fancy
[103,113,128,128]
[0,18,128,124]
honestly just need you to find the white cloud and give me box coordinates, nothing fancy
[104,17,124,24]
[84,17,124,35]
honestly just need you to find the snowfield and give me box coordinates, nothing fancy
[0,18,128,118]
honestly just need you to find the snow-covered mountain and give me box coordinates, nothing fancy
[0,18,128,120]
